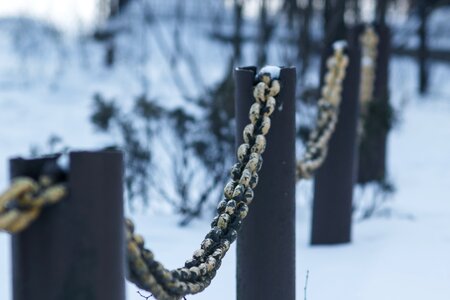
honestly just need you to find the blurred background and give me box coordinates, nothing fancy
[0,0,449,299]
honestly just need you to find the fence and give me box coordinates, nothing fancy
[0,21,391,300]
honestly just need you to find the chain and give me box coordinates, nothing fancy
[0,73,281,300]
[296,42,349,180]
[359,25,379,135]
[0,177,66,233]
[125,74,280,299]
[0,51,347,295]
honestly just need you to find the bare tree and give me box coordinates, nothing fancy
[257,0,275,66]
[417,0,429,94]
[299,0,314,79]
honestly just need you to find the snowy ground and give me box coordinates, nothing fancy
[1,11,450,300]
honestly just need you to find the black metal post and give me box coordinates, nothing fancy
[235,67,296,300]
[10,151,125,300]
[311,26,362,245]
[357,23,391,184]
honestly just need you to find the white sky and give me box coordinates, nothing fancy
[0,0,378,33]
[0,0,98,31]
[0,0,279,30]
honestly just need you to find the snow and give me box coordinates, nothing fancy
[56,153,70,172]
[1,9,450,300]
[362,56,374,67]
[257,65,281,80]
[333,40,347,51]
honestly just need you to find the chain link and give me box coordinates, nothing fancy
[0,177,66,233]
[359,26,379,135]
[297,43,349,179]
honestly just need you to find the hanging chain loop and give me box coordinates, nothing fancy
[296,42,349,179]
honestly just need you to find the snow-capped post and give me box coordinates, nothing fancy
[311,26,362,245]
[357,23,391,184]
[235,66,296,300]
[10,151,125,300]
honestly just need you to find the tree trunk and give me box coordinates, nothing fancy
[257,0,269,66]
[299,0,314,79]
[284,0,298,28]
[232,0,244,63]
[109,0,132,18]
[376,0,388,26]
[320,0,347,85]
[418,0,429,94]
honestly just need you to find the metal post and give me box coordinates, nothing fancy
[235,67,296,299]
[357,23,391,184]
[311,26,362,245]
[10,151,125,300]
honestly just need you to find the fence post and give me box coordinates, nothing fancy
[10,151,125,300]
[311,26,362,245]
[235,66,296,300]
[357,23,391,184]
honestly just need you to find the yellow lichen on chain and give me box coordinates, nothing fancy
[0,177,66,233]
[2,208,40,233]
[296,42,349,180]
[359,26,379,132]
[0,178,37,213]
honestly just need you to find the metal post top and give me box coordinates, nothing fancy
[8,150,124,182]
[235,66,296,74]
[10,149,123,162]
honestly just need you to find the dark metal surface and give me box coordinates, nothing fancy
[357,23,391,184]
[311,26,362,245]
[235,67,296,300]
[373,24,391,180]
[11,151,125,300]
